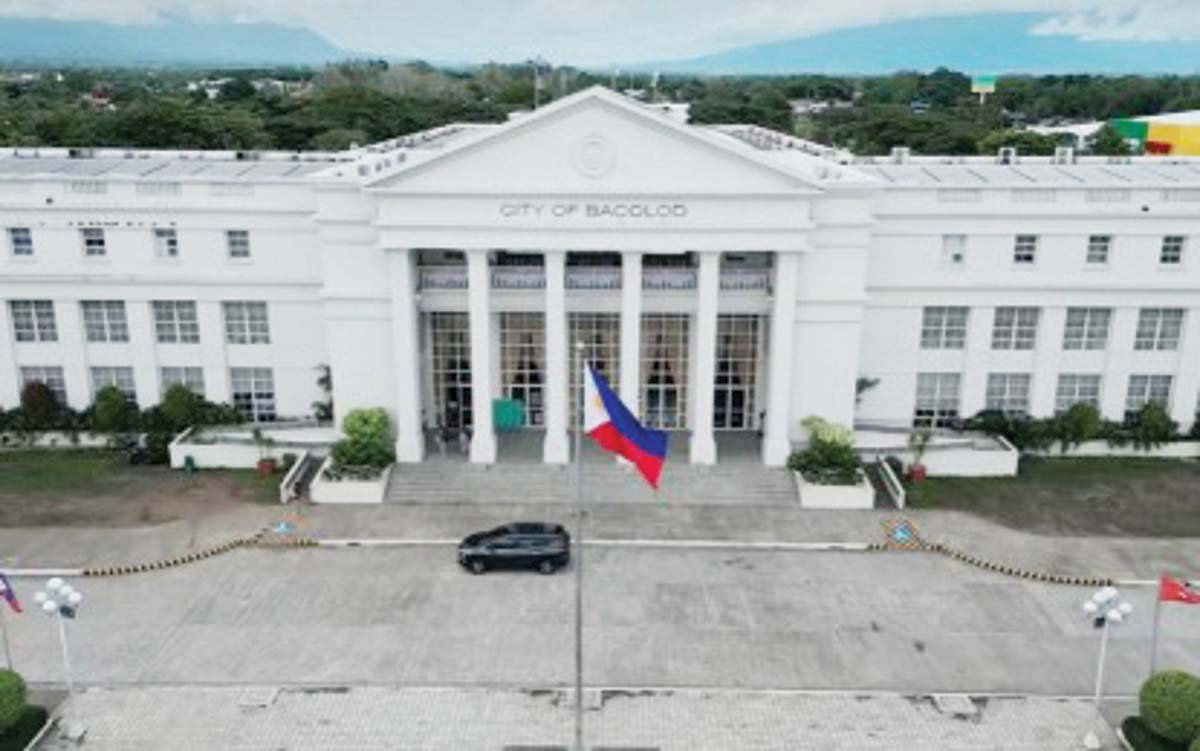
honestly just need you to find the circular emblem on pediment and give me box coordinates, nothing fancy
[571,134,617,178]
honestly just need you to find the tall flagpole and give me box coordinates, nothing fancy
[573,342,585,751]
[1150,590,1163,676]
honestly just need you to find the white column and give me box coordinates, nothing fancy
[467,249,496,463]
[0,302,18,406]
[543,250,569,463]
[689,251,719,464]
[959,306,994,418]
[56,300,91,410]
[127,301,160,408]
[197,301,230,404]
[1170,307,1200,429]
[763,253,799,466]
[1100,307,1137,421]
[389,249,425,462]
[619,251,642,411]
[1030,307,1066,417]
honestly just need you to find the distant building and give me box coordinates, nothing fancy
[1113,110,1200,156]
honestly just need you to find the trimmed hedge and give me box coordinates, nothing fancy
[965,402,1180,452]
[1141,671,1200,745]
[0,705,48,751]
[1124,716,1188,751]
[0,671,23,735]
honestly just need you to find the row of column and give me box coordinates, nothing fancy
[390,248,796,467]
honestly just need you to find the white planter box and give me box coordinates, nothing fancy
[0,431,113,449]
[309,456,391,505]
[793,471,875,509]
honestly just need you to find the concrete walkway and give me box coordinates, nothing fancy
[34,686,1122,751]
[3,502,1199,583]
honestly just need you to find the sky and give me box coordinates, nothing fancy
[0,0,1197,65]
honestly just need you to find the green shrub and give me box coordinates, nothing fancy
[160,384,204,430]
[0,670,25,735]
[1141,670,1200,744]
[1123,716,1189,751]
[18,382,59,430]
[331,408,395,469]
[1190,737,1200,751]
[1055,402,1101,450]
[0,705,47,751]
[788,417,862,486]
[1130,403,1178,450]
[92,386,139,435]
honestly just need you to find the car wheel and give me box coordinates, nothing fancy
[538,560,555,575]
[470,559,486,575]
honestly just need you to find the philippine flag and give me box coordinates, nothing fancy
[583,364,668,488]
[0,573,21,614]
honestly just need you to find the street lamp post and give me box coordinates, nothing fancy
[33,578,83,694]
[1080,586,1132,749]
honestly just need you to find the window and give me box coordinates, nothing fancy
[226,230,251,259]
[914,373,961,427]
[19,366,66,404]
[1086,235,1111,265]
[7,227,32,256]
[1134,308,1184,351]
[920,306,968,349]
[153,300,200,344]
[230,367,275,422]
[1055,374,1102,413]
[222,301,269,344]
[991,307,1039,350]
[941,235,966,267]
[1063,307,1111,351]
[1161,236,1185,265]
[80,300,129,343]
[153,228,178,258]
[90,367,135,400]
[499,312,545,427]
[985,373,1032,415]
[641,313,690,429]
[569,313,620,428]
[161,367,204,397]
[1013,235,1038,265]
[1126,375,1173,419]
[9,300,57,342]
[80,228,106,257]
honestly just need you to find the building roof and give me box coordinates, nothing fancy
[856,158,1200,188]
[0,150,343,182]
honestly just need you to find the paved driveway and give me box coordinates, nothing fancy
[6,546,1196,695]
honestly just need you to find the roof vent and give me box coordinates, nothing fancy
[890,146,911,164]
[67,148,95,159]
[1053,147,1076,165]
[235,151,260,161]
[997,147,1017,165]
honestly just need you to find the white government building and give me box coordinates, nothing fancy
[3,86,1200,466]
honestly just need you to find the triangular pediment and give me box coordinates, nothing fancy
[367,87,825,195]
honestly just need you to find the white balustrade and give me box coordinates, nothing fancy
[418,265,468,290]
[719,268,771,291]
[491,266,546,290]
[566,267,622,290]
[642,268,697,291]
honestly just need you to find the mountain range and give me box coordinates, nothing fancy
[0,13,1198,74]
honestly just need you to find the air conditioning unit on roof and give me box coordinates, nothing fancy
[997,147,1017,165]
[1053,147,1076,165]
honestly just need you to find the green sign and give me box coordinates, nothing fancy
[493,399,525,432]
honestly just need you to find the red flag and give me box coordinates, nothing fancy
[1160,575,1200,604]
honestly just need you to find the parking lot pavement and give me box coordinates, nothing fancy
[7,547,1196,697]
[36,685,1122,751]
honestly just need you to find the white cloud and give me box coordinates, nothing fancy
[0,0,1198,64]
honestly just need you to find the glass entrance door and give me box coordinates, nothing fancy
[713,314,760,430]
[429,312,473,430]
[500,312,545,427]
[640,314,689,429]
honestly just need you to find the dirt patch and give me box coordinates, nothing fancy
[0,450,278,528]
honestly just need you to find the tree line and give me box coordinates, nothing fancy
[2,62,1191,154]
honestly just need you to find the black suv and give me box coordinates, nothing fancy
[458,522,571,575]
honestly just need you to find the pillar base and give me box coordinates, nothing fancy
[394,434,425,463]
[689,432,717,465]
[762,433,791,467]
[542,430,570,464]
[469,431,496,464]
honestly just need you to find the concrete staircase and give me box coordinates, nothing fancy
[384,459,797,506]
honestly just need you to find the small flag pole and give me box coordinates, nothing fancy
[1150,585,1163,676]
[573,342,585,751]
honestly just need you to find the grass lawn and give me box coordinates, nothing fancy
[905,456,1200,537]
[0,449,278,527]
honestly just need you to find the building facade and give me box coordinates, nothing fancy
[3,87,1199,465]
